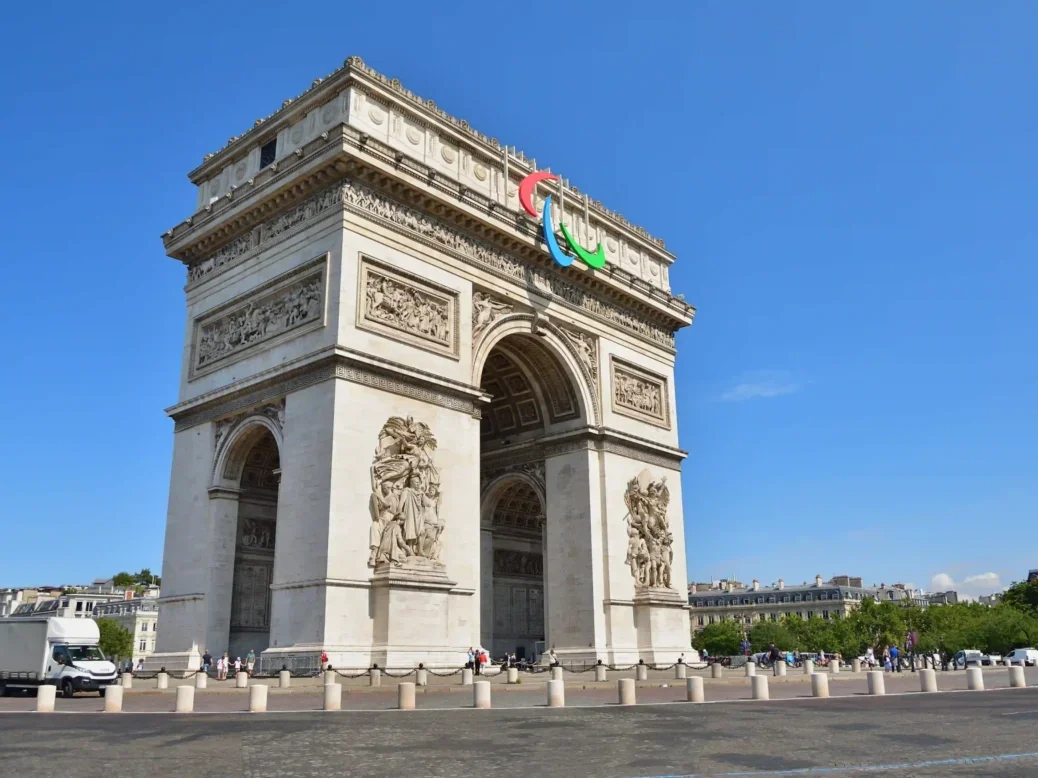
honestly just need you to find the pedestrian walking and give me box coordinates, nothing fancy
[889,645,902,673]
[768,642,782,676]
[216,654,226,681]
[466,647,474,671]
[234,656,242,675]
[320,651,329,670]
[201,649,213,674]
[246,649,256,676]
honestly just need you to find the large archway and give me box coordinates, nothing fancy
[477,327,592,662]
[214,424,282,660]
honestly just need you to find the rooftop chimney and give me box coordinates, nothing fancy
[815,574,823,587]
[777,579,785,590]
[752,579,759,591]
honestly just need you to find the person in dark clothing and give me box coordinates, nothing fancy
[767,642,782,676]
[201,650,213,674]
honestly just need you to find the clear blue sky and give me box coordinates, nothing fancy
[1,2,1034,598]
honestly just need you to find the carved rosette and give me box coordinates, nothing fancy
[623,469,673,590]
[368,416,445,570]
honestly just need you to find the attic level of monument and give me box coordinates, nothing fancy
[162,133,691,350]
[163,60,690,318]
[182,57,670,255]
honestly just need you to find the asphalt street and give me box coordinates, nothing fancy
[0,686,1036,777]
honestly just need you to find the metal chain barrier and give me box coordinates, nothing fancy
[381,669,417,679]
[426,668,465,677]
[333,669,371,679]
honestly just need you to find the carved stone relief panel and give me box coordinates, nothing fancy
[561,327,598,388]
[358,257,459,358]
[191,256,327,378]
[471,290,512,345]
[368,416,445,568]
[610,357,670,428]
[493,549,543,578]
[623,469,673,589]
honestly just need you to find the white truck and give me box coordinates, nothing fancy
[0,617,119,698]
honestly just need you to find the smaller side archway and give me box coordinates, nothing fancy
[479,474,547,661]
[208,415,284,662]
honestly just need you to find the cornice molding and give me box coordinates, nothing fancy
[480,426,686,473]
[169,348,485,432]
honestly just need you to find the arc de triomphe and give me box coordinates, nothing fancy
[149,57,696,670]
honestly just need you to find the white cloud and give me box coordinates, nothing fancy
[929,572,1004,600]
[719,371,801,402]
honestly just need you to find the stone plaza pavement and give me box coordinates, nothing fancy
[0,683,1036,777]
[0,666,1034,713]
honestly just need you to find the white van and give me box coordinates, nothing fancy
[952,649,985,669]
[0,617,118,698]
[1004,648,1038,667]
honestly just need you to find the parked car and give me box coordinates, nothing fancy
[953,650,985,669]
[1004,648,1038,667]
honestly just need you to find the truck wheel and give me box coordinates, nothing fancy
[61,679,74,699]
[0,681,6,697]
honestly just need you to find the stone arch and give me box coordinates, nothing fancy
[480,472,546,530]
[472,313,601,428]
[212,414,284,489]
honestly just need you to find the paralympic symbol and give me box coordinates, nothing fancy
[518,171,606,270]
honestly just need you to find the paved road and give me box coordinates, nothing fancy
[1,686,1036,777]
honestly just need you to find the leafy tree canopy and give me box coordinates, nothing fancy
[96,618,133,662]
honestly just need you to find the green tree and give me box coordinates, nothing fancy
[134,569,155,586]
[692,620,743,656]
[96,618,133,662]
[748,620,795,652]
[1002,579,1038,618]
[111,572,134,587]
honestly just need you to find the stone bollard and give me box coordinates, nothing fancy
[324,668,336,686]
[803,659,814,675]
[462,668,473,685]
[675,663,687,680]
[369,668,381,687]
[121,673,133,689]
[852,659,861,673]
[751,675,769,700]
[618,678,636,705]
[710,663,723,679]
[507,667,519,684]
[104,685,124,712]
[831,659,840,674]
[398,682,416,710]
[636,663,648,681]
[595,664,607,682]
[175,685,194,713]
[157,672,169,690]
[1008,666,1026,688]
[919,668,937,692]
[279,670,291,688]
[551,666,563,682]
[235,671,248,689]
[776,662,787,677]
[249,684,268,713]
[686,676,704,703]
[547,679,565,707]
[867,671,886,695]
[416,668,428,687]
[323,682,341,711]
[967,667,984,691]
[811,673,829,698]
[745,662,756,677]
[36,684,57,712]
[473,681,491,709]
[195,672,207,689]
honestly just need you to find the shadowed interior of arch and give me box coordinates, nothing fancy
[226,428,280,661]
[478,333,585,661]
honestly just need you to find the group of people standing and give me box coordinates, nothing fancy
[200,648,257,679]
[466,647,489,675]
[864,645,907,672]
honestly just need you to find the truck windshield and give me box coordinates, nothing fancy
[68,645,105,661]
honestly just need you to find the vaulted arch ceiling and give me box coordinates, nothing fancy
[479,335,579,441]
[491,480,544,534]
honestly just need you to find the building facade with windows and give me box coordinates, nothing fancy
[94,600,160,666]
[687,575,956,633]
